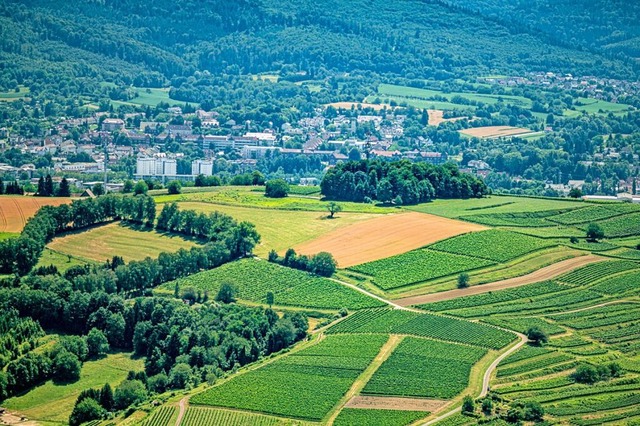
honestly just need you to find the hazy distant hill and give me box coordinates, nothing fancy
[0,0,638,92]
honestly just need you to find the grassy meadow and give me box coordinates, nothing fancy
[47,222,201,263]
[176,201,382,257]
[3,352,143,425]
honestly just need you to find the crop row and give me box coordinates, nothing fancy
[464,210,566,227]
[334,409,427,426]
[429,229,555,263]
[557,260,639,286]
[579,212,640,237]
[182,407,283,426]
[555,310,640,329]
[349,249,494,290]
[448,289,602,317]
[144,406,177,426]
[550,302,633,321]
[590,271,640,295]
[420,281,569,312]
[529,382,640,404]
[164,259,384,310]
[493,376,573,395]
[545,392,640,416]
[589,322,640,343]
[498,345,550,367]
[571,406,640,426]
[547,205,637,225]
[481,317,565,335]
[191,334,387,421]
[327,309,517,349]
[363,337,486,399]
[496,353,573,377]
[551,304,640,329]
[602,247,640,261]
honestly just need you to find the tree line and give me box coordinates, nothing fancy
[321,160,489,204]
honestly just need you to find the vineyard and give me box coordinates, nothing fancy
[441,287,603,317]
[143,406,177,426]
[362,337,486,398]
[580,212,640,237]
[181,407,292,426]
[326,308,516,349]
[333,409,427,426]
[464,210,569,227]
[161,259,384,310]
[590,270,640,295]
[419,281,570,312]
[348,249,494,290]
[191,334,388,420]
[429,230,555,262]
[556,260,639,285]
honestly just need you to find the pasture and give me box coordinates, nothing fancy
[0,86,30,102]
[177,201,380,257]
[0,196,72,232]
[47,222,201,262]
[294,211,486,268]
[370,83,532,110]
[3,352,142,425]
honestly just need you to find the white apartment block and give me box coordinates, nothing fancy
[192,160,213,176]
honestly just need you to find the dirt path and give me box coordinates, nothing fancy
[395,255,604,307]
[325,335,403,425]
[346,396,447,412]
[175,396,188,426]
[328,277,409,310]
[542,300,640,317]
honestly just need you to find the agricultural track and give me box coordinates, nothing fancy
[176,396,188,426]
[395,255,604,307]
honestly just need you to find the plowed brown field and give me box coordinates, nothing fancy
[0,196,72,232]
[293,212,486,268]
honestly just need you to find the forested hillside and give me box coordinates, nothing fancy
[1,0,638,96]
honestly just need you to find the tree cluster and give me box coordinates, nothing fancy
[268,248,337,277]
[321,160,488,204]
[0,194,156,275]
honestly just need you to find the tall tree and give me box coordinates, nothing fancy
[58,178,71,197]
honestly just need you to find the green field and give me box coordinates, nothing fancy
[48,222,201,262]
[143,406,179,426]
[0,86,30,101]
[3,352,143,425]
[406,195,584,219]
[154,186,396,214]
[327,308,516,350]
[349,249,495,290]
[191,334,388,421]
[362,337,486,399]
[0,232,18,240]
[571,97,634,115]
[370,83,532,110]
[333,409,427,426]
[180,406,300,426]
[177,201,380,257]
[429,230,556,263]
[159,258,385,310]
[36,248,96,272]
